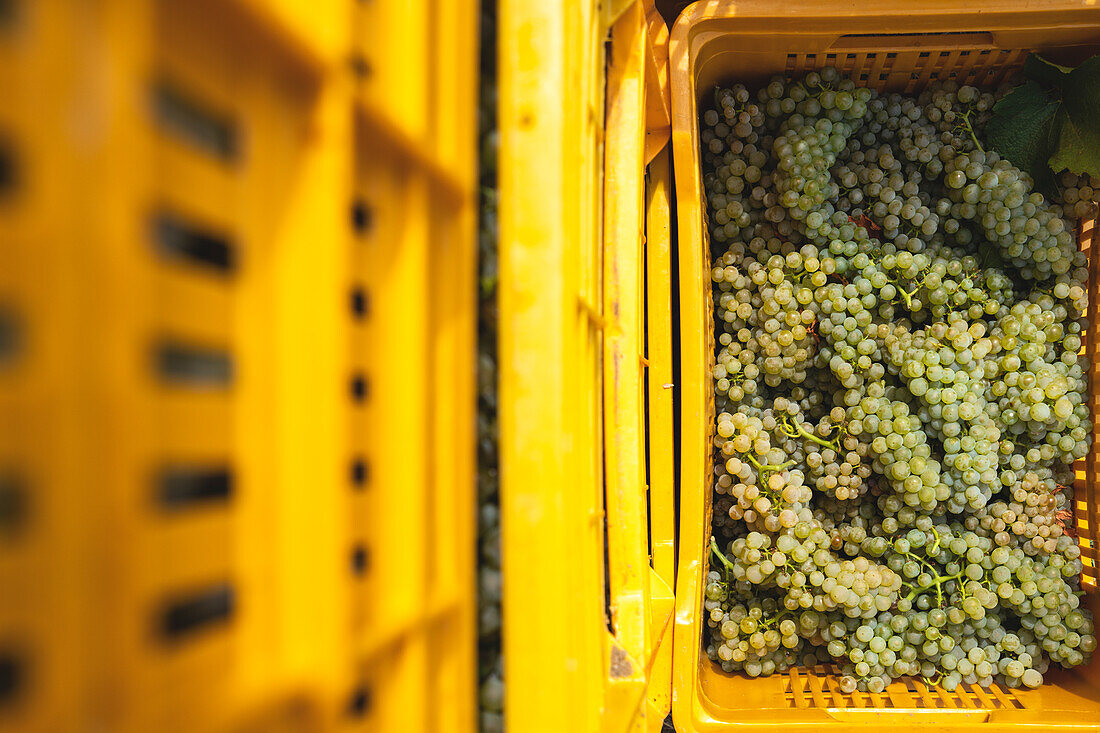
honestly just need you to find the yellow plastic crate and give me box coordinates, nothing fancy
[348,0,479,730]
[669,2,1100,731]
[0,4,87,730]
[498,0,676,730]
[0,0,477,731]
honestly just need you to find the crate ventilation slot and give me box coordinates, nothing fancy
[0,139,15,194]
[156,341,233,387]
[0,473,25,536]
[784,48,1027,93]
[351,199,372,234]
[159,467,232,509]
[0,309,17,365]
[0,0,16,30]
[160,583,235,639]
[153,213,236,273]
[153,82,237,161]
[347,685,371,718]
[0,652,22,703]
[783,665,1024,710]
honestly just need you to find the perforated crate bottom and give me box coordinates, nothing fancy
[784,665,1025,710]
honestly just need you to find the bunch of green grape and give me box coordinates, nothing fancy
[702,66,1096,694]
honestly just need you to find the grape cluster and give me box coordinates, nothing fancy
[703,592,807,676]
[977,463,1072,555]
[1058,170,1100,220]
[804,422,874,501]
[701,67,1096,695]
[712,250,823,396]
[943,149,1078,280]
[986,297,1091,464]
[714,404,814,533]
[886,315,1002,513]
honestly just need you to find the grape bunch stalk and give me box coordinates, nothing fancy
[701,65,1096,694]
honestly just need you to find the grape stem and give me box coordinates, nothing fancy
[905,225,922,241]
[958,108,984,154]
[900,549,939,578]
[758,609,794,631]
[896,278,927,310]
[903,566,964,606]
[710,536,736,585]
[780,415,841,450]
[746,453,796,474]
[898,546,962,606]
[921,672,943,687]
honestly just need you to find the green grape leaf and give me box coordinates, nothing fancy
[986,54,1100,188]
[985,81,1061,195]
[1023,54,1072,87]
[1048,56,1100,178]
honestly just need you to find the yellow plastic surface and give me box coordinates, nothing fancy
[499,0,674,730]
[669,2,1100,731]
[0,1,477,731]
[646,145,677,727]
[349,1,478,731]
[0,4,90,730]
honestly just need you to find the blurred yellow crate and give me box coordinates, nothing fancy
[0,0,477,731]
[0,4,88,731]
[347,1,478,730]
[669,2,1100,731]
[498,1,675,730]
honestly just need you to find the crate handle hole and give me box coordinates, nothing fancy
[831,32,995,52]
